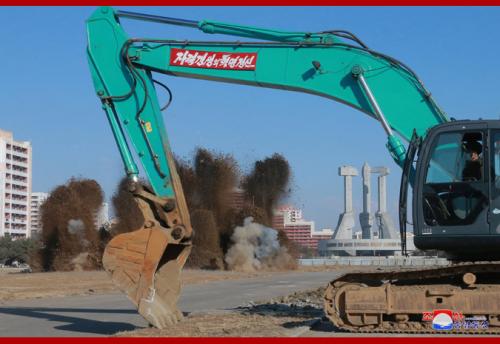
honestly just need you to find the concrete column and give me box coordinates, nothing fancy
[333,166,358,240]
[359,162,373,239]
[379,174,387,212]
[371,167,389,214]
[342,166,356,213]
[372,166,397,239]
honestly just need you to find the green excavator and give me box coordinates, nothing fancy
[86,6,500,333]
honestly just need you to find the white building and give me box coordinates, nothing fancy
[312,227,334,237]
[30,192,48,236]
[0,129,32,238]
[272,206,332,251]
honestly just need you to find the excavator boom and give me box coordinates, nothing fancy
[86,6,449,330]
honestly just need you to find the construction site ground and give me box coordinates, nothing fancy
[0,268,277,302]
[0,265,353,302]
[117,288,333,337]
[0,267,344,336]
[0,266,415,337]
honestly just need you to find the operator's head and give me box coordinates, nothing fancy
[466,141,482,161]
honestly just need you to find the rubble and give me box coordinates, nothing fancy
[238,287,325,318]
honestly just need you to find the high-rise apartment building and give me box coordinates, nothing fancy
[272,206,333,252]
[30,192,48,237]
[0,129,32,238]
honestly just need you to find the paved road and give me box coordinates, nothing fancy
[0,270,342,337]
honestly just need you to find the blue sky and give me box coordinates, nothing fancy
[2,6,500,230]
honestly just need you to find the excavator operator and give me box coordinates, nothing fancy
[462,140,483,181]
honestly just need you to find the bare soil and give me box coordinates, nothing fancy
[0,263,356,303]
[115,266,425,337]
[116,288,326,337]
[116,311,317,337]
[0,268,286,302]
[0,270,115,301]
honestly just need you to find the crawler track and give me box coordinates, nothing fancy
[324,262,500,334]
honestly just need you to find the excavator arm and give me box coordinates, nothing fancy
[86,6,449,329]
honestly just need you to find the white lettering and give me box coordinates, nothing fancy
[171,49,257,70]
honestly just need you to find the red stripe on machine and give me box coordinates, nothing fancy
[170,48,257,70]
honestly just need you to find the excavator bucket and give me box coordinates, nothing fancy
[102,155,193,329]
[103,228,191,328]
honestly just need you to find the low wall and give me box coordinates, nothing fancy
[299,256,450,267]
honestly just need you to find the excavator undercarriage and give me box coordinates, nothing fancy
[324,262,500,334]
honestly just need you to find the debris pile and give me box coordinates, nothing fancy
[238,287,325,319]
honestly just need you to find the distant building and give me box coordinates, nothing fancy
[30,192,48,237]
[229,187,247,210]
[272,206,332,252]
[313,227,334,238]
[0,129,32,238]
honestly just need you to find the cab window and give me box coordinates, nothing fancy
[425,132,483,183]
[423,131,487,227]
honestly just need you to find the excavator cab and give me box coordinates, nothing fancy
[412,120,500,259]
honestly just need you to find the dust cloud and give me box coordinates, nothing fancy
[225,217,295,272]
[107,148,298,271]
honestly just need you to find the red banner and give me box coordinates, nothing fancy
[170,48,257,70]
[6,337,500,343]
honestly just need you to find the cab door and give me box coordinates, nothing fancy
[419,128,489,236]
[488,129,500,235]
[399,131,420,254]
